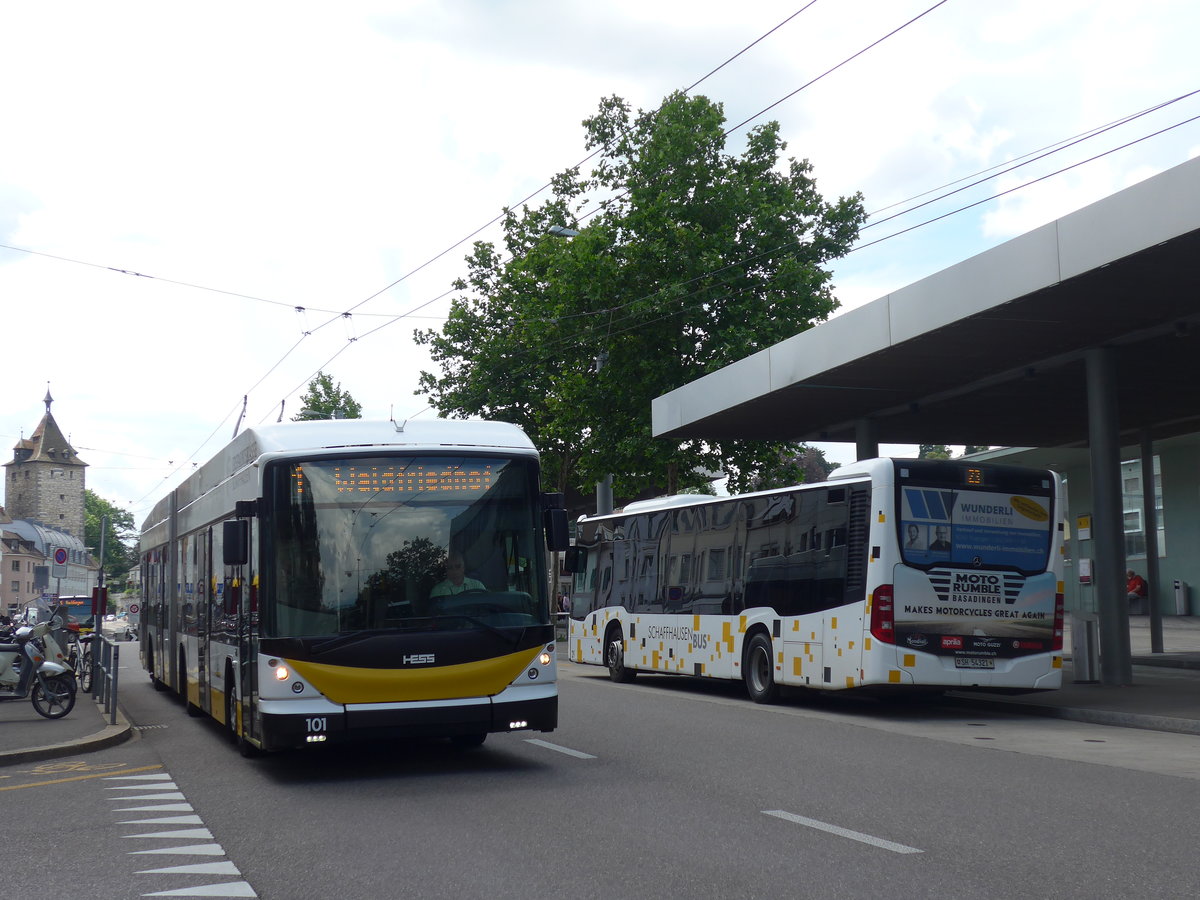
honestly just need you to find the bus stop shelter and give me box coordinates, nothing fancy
[652,155,1200,686]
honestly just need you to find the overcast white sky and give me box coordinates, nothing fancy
[3,0,1198,523]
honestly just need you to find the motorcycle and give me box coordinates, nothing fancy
[0,618,77,719]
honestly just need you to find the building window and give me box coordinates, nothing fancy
[1121,457,1165,559]
[10,561,18,572]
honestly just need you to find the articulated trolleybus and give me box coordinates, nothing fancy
[568,458,1064,700]
[139,419,570,753]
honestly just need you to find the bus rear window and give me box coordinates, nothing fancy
[898,484,1053,573]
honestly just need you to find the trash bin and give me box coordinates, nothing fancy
[1174,580,1190,616]
[1070,612,1100,683]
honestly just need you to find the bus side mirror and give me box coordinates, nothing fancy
[544,508,569,552]
[562,546,587,575]
[223,520,249,566]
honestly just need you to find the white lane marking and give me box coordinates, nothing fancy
[119,816,205,826]
[124,828,215,840]
[110,783,180,790]
[763,810,923,855]
[524,738,597,759]
[142,883,257,897]
[136,862,242,876]
[106,774,175,781]
[113,792,188,801]
[114,803,195,812]
[130,845,227,857]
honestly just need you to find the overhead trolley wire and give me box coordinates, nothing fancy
[248,5,828,422]
[277,2,1196,406]
[862,87,1200,229]
[852,109,1200,252]
[512,96,1200,361]
[289,3,825,336]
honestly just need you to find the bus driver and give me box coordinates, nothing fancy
[431,551,486,597]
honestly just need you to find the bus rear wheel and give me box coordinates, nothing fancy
[744,633,778,704]
[606,627,636,683]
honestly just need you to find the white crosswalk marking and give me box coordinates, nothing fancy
[130,845,227,857]
[113,802,196,812]
[141,885,257,898]
[119,816,205,826]
[104,772,258,898]
[136,863,242,876]
[124,828,215,840]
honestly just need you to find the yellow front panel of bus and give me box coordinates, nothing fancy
[289,647,541,705]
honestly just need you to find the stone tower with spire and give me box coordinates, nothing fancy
[3,389,88,540]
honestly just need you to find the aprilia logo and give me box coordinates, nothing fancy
[404,654,435,665]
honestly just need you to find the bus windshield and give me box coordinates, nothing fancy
[264,454,546,639]
[896,462,1054,574]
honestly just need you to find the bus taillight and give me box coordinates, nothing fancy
[870,585,895,644]
[1052,590,1065,651]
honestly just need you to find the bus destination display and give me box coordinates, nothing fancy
[291,463,495,495]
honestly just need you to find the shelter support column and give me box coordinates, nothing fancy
[1140,430,1163,653]
[1086,348,1132,685]
[855,419,878,461]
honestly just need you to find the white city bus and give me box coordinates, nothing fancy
[139,418,569,753]
[567,458,1064,700]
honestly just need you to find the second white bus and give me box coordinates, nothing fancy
[567,457,1064,700]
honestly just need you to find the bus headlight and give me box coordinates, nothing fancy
[538,652,552,666]
[274,666,290,681]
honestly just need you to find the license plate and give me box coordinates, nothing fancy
[955,657,995,669]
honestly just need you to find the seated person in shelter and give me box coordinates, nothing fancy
[431,551,486,597]
[1126,569,1148,610]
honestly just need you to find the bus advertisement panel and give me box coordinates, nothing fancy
[895,479,1058,666]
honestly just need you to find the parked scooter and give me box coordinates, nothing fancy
[0,618,77,718]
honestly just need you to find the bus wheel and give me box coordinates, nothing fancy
[149,649,168,691]
[744,633,778,704]
[225,669,239,745]
[180,648,202,717]
[606,627,636,683]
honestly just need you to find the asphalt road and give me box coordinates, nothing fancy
[4,654,1199,899]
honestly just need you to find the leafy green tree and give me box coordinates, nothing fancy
[919,444,952,460]
[961,445,990,456]
[84,490,138,586]
[293,371,362,421]
[745,445,837,492]
[416,91,865,503]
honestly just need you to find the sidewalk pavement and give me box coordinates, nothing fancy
[948,616,1200,735]
[3,617,1197,766]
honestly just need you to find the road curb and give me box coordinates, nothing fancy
[0,705,133,767]
[944,694,1200,737]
